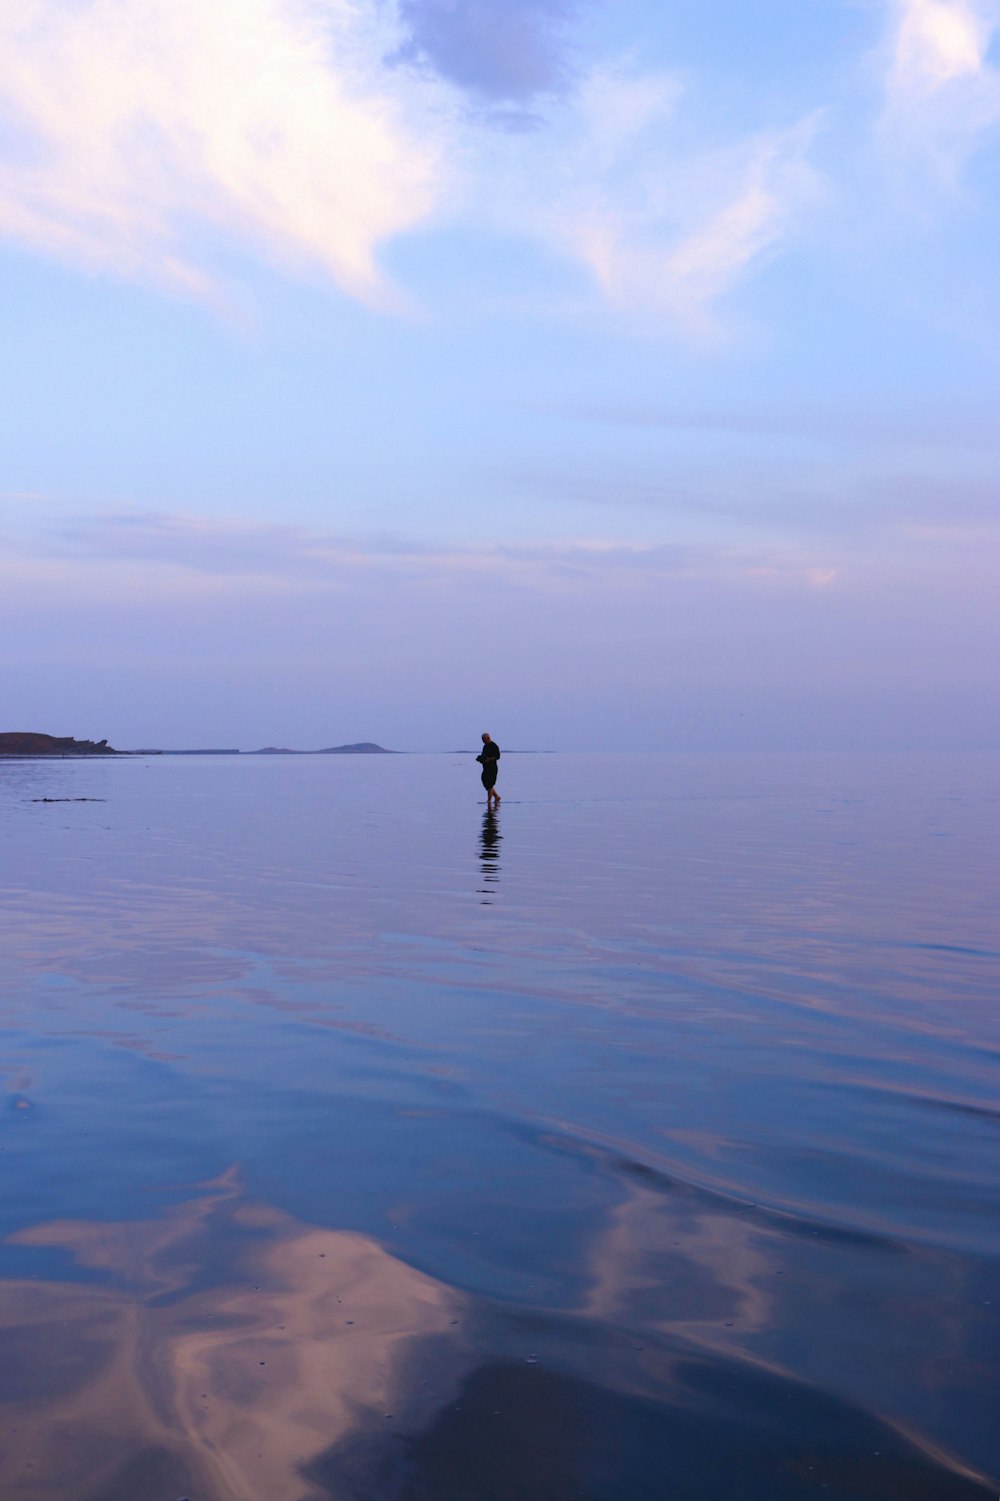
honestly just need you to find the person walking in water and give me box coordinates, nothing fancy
[476,732,501,807]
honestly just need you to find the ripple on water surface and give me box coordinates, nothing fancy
[0,751,998,1498]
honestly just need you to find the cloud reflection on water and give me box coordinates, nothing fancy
[2,1167,996,1501]
[2,1171,470,1501]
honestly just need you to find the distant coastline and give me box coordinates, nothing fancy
[0,735,399,757]
[1,733,550,758]
[140,742,399,756]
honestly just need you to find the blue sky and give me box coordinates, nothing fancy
[1,0,998,750]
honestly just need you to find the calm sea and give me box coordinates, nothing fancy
[0,751,998,1500]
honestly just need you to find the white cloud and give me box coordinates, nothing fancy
[0,6,818,331]
[0,0,441,306]
[468,64,820,338]
[579,121,819,339]
[880,0,1000,180]
[890,0,992,94]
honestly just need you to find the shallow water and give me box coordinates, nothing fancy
[0,750,998,1500]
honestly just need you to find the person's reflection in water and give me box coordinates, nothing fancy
[478,809,502,904]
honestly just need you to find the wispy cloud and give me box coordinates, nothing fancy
[879,0,1000,181]
[4,507,841,594]
[540,397,1000,451]
[504,459,1000,550]
[0,0,440,306]
[588,121,819,338]
[475,65,821,337]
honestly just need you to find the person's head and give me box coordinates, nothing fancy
[482,732,491,744]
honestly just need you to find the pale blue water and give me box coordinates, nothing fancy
[0,751,997,1499]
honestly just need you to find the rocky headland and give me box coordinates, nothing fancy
[0,732,119,757]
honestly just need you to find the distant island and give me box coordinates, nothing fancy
[0,732,119,757]
[250,743,396,755]
[319,743,395,754]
